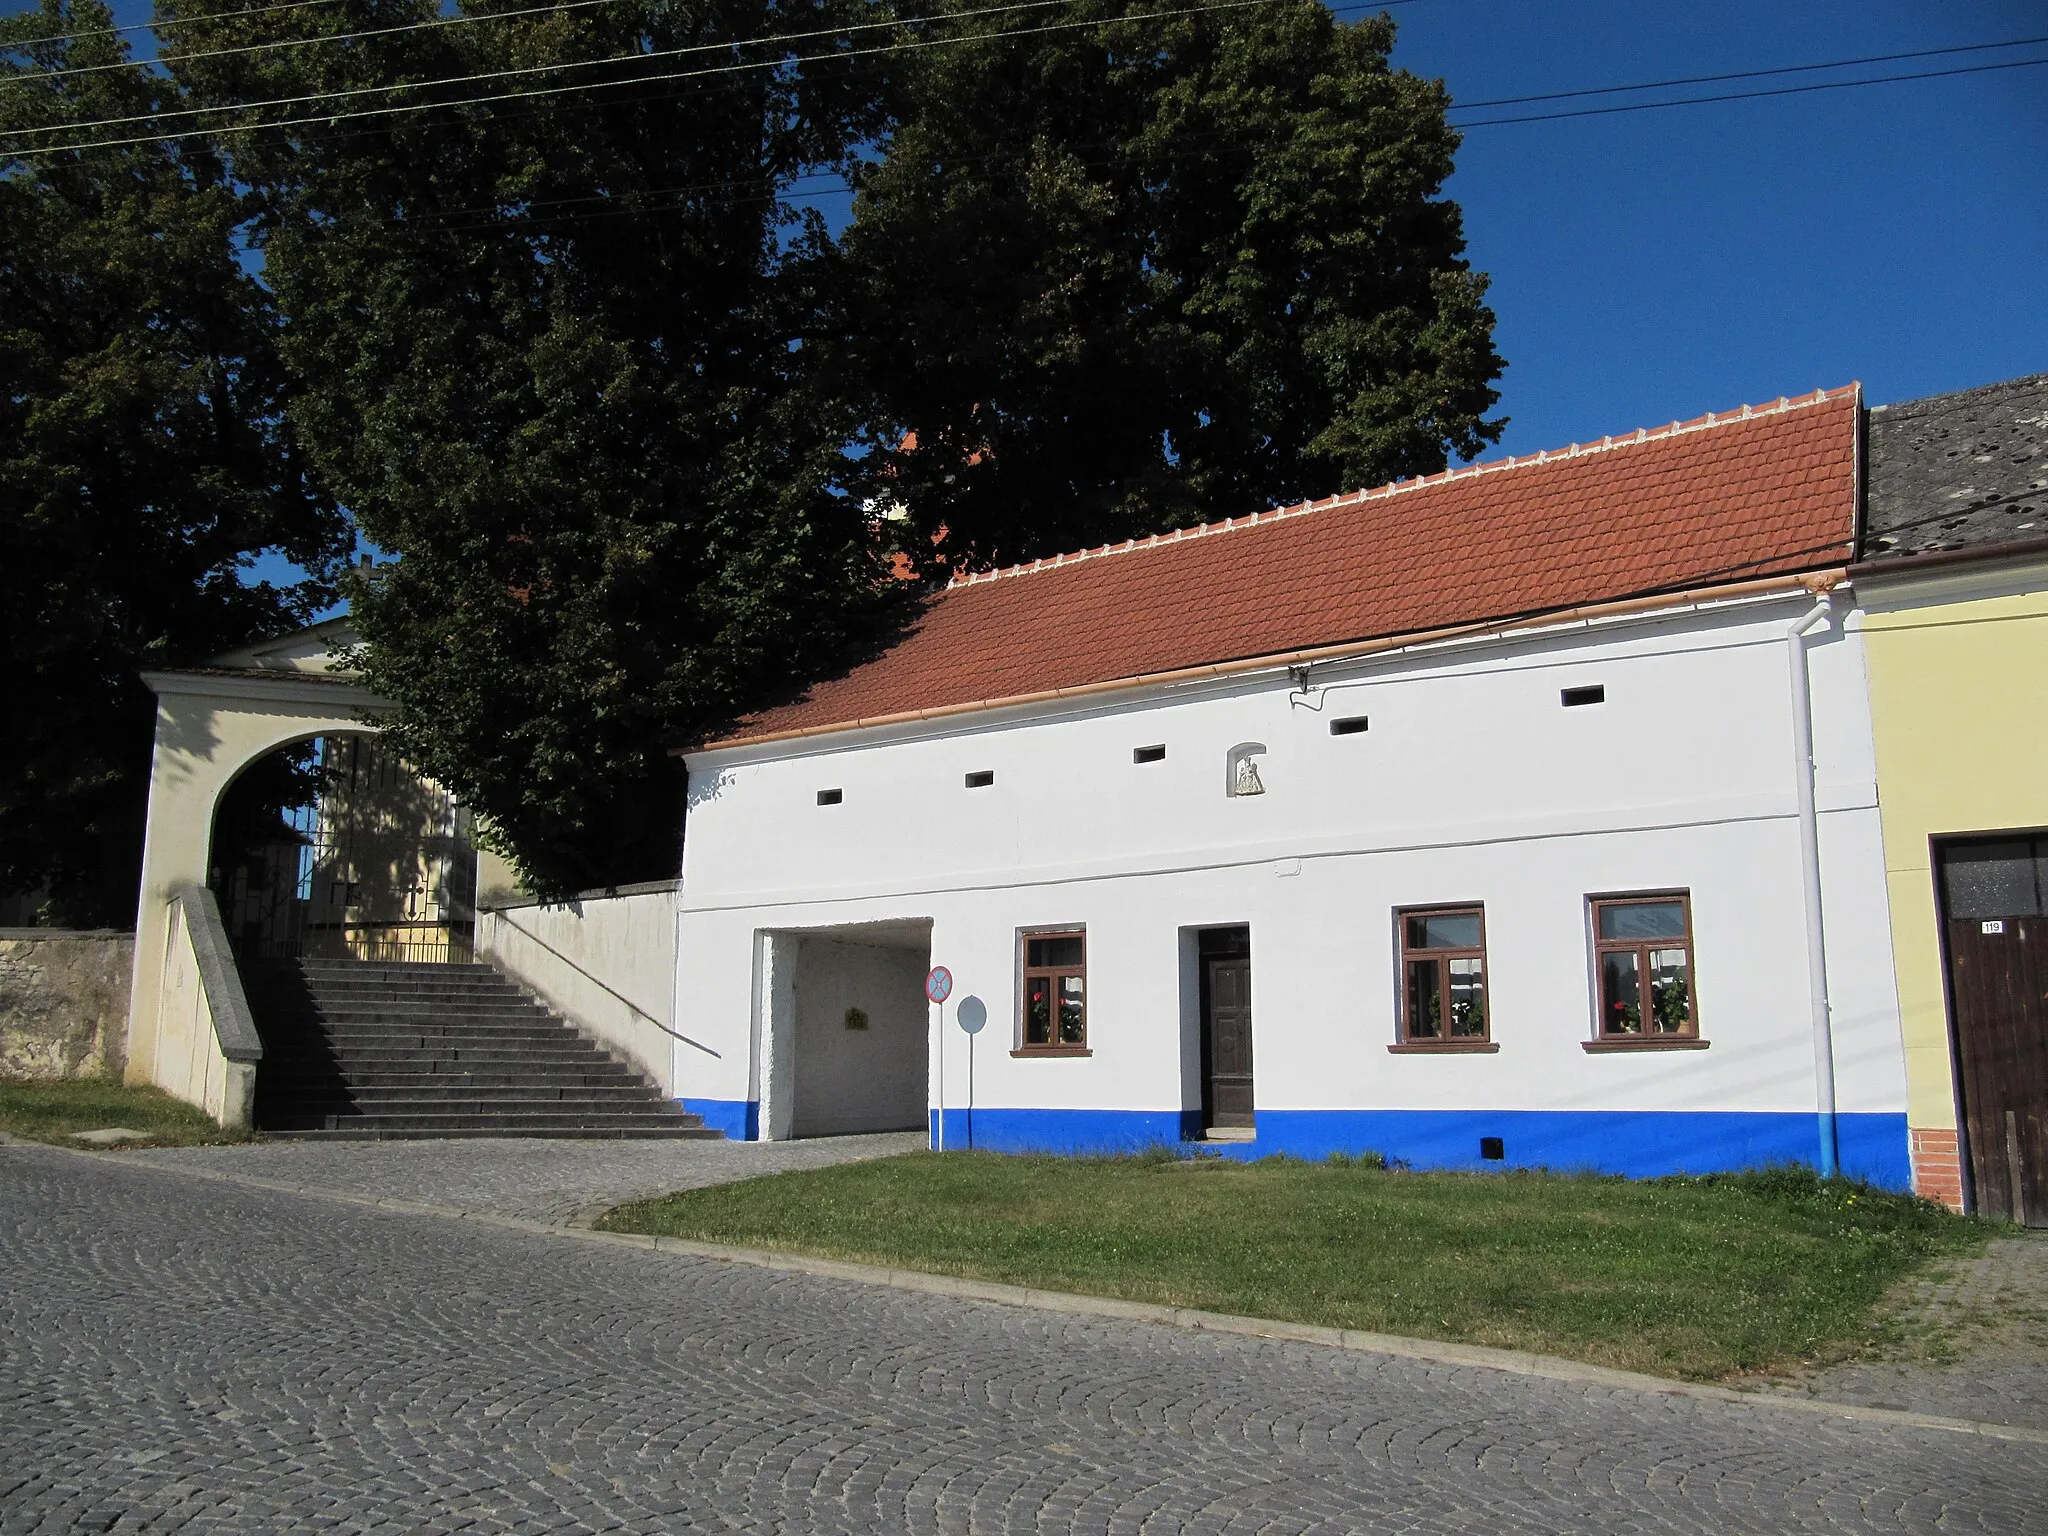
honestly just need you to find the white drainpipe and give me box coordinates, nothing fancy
[1786,588,1840,1178]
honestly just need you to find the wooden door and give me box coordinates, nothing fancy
[1940,838,2048,1226]
[1200,930,1254,1130]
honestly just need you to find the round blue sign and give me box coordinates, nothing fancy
[924,965,954,1005]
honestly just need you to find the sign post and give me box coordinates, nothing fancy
[925,966,953,1151]
[955,995,987,1150]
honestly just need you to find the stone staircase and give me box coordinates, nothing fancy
[243,959,720,1140]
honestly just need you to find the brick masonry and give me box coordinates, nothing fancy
[0,929,132,1080]
[1910,1126,1966,1211]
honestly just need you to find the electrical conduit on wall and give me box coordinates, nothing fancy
[1787,588,1841,1178]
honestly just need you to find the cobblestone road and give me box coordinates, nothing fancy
[3,1144,2042,1535]
[125,1132,927,1224]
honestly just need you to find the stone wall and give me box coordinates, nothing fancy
[0,930,134,1080]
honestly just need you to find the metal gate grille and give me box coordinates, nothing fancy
[215,735,477,965]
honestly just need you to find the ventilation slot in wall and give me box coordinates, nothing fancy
[816,788,843,806]
[964,770,995,789]
[1133,745,1166,764]
[1329,716,1369,736]
[1561,685,1606,708]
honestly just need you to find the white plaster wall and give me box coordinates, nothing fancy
[673,591,1907,1127]
[478,885,683,1093]
[787,936,930,1136]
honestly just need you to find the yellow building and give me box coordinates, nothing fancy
[1856,375,2048,1223]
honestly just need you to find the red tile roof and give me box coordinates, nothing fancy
[713,388,1859,748]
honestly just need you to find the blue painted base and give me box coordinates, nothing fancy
[927,1107,1911,1189]
[682,1098,758,1141]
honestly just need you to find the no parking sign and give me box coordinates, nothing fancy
[924,965,953,1005]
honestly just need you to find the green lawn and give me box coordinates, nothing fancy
[0,1076,250,1147]
[600,1150,1987,1380]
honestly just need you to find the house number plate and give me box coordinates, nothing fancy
[1981,920,2006,934]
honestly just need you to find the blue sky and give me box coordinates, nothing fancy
[1392,0,2047,459]
[50,0,2048,579]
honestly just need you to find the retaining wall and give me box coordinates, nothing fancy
[0,929,134,1079]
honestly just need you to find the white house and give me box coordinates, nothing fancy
[670,385,1913,1187]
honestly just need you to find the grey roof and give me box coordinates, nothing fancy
[1861,373,2048,560]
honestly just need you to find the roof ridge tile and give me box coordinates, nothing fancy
[947,385,1853,591]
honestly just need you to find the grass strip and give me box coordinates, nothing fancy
[0,1076,250,1147]
[600,1149,1987,1379]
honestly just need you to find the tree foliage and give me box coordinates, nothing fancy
[159,0,904,893]
[842,0,1503,573]
[5,0,1502,902]
[0,1,346,925]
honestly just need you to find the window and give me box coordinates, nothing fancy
[965,770,995,788]
[1561,685,1605,707]
[1329,716,1369,736]
[1588,894,1703,1048]
[1133,744,1166,764]
[1019,930,1088,1053]
[1395,907,1493,1050]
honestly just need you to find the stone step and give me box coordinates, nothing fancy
[243,956,720,1143]
[304,1085,674,1106]
[257,1069,639,1091]
[265,1124,723,1141]
[265,1109,709,1132]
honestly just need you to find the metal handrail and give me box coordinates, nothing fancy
[487,908,720,1059]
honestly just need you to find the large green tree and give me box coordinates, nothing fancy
[0,0,346,926]
[119,0,1501,896]
[839,0,1503,573]
[163,0,902,894]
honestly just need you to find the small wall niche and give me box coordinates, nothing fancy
[816,788,843,806]
[964,770,995,789]
[1133,744,1166,764]
[1561,685,1606,708]
[1225,742,1267,797]
[1329,716,1369,736]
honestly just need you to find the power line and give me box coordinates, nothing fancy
[0,0,1298,153]
[4,0,390,50]
[2,10,2033,161]
[2,0,1094,135]
[1449,32,2048,111]
[1452,51,2048,127]
[1,0,1064,86]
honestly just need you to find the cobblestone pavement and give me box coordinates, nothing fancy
[123,1131,926,1224]
[4,1145,2043,1535]
[1758,1233,2048,1432]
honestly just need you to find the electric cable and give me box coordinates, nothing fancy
[2,8,2038,160]
[1,0,1071,85]
[1449,32,2048,111]
[0,0,1301,152]
[1454,51,2048,127]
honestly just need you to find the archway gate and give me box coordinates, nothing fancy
[125,621,398,1099]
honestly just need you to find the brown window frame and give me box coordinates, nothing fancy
[1015,928,1091,1057]
[1392,904,1497,1053]
[1583,891,1709,1052]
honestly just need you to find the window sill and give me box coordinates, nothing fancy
[1011,1046,1093,1058]
[1387,1040,1499,1054]
[1582,1036,1710,1052]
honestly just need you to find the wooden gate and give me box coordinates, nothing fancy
[1938,836,2048,1225]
